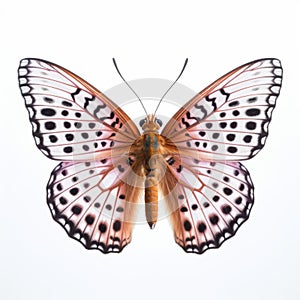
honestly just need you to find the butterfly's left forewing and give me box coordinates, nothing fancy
[162,58,282,161]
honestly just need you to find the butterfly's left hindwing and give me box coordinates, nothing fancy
[161,157,254,254]
[18,58,140,161]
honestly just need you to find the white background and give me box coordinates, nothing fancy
[1,1,299,299]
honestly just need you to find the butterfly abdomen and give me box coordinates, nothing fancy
[145,174,159,229]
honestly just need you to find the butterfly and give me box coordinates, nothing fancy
[18,58,282,254]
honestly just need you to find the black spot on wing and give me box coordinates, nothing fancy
[100,111,115,122]
[41,108,56,116]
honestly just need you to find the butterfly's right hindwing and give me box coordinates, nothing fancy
[47,158,143,253]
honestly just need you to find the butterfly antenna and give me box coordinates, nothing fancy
[112,58,148,115]
[154,58,188,115]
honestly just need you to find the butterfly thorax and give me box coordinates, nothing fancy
[138,114,164,170]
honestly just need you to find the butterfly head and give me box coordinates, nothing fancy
[139,114,163,133]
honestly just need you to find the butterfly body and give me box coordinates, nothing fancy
[130,114,166,229]
[18,58,282,254]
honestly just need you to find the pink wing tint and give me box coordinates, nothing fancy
[161,157,254,253]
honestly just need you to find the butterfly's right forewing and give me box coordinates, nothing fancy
[18,58,140,161]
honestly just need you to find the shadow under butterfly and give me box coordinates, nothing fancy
[18,57,282,254]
